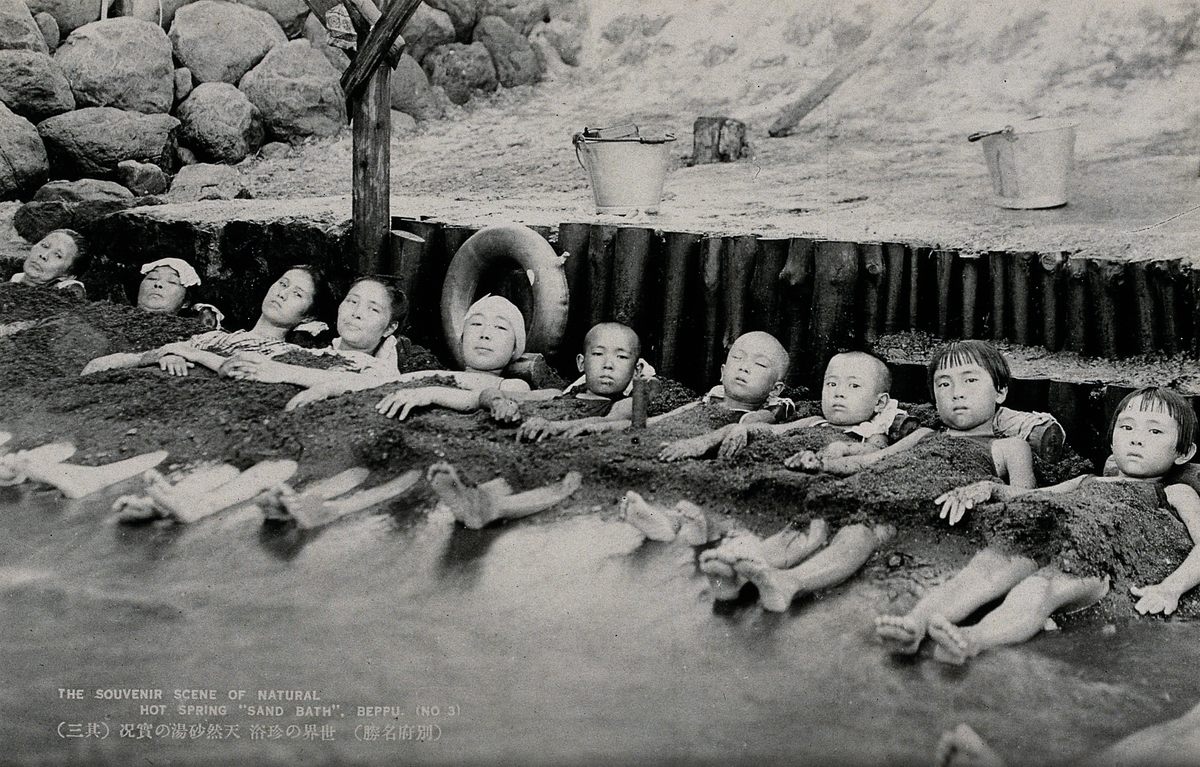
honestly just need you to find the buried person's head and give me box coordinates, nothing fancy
[928,340,1010,432]
[337,276,407,354]
[821,351,892,426]
[137,258,201,314]
[22,229,87,286]
[257,265,329,333]
[720,331,789,408]
[460,295,526,374]
[1110,387,1198,479]
[576,322,640,397]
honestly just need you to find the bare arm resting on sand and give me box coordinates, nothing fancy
[934,473,1089,526]
[220,353,395,392]
[80,341,212,376]
[1130,483,1200,615]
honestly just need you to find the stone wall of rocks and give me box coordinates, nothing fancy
[0,0,586,239]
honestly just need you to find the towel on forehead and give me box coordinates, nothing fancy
[465,295,527,360]
[140,258,201,288]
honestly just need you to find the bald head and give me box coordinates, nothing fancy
[584,322,640,358]
[828,351,890,393]
[821,351,892,426]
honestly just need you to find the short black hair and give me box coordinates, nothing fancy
[927,340,1011,395]
[349,274,409,330]
[1111,386,1198,455]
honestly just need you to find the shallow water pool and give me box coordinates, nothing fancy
[1,480,1197,766]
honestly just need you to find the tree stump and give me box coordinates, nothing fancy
[691,117,749,164]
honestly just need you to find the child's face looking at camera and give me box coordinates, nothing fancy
[821,354,887,426]
[1112,396,1195,478]
[578,325,638,397]
[137,266,187,314]
[933,358,1005,431]
[461,309,516,372]
[23,232,79,285]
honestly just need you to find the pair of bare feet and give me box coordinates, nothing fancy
[428,462,583,530]
[618,490,720,545]
[875,612,986,665]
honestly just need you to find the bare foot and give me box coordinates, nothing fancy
[733,555,797,612]
[874,614,927,655]
[674,500,712,545]
[762,518,829,567]
[933,724,1006,767]
[928,615,974,665]
[427,462,496,530]
[618,491,680,542]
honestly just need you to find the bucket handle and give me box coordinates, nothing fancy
[573,124,643,169]
[967,125,1015,142]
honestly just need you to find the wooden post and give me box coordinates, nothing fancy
[883,242,906,334]
[587,224,617,326]
[1064,256,1087,353]
[610,226,653,328]
[556,222,592,366]
[1192,265,1200,358]
[988,250,1008,342]
[659,231,702,378]
[722,235,757,348]
[1151,260,1181,355]
[691,117,749,164]
[1039,252,1064,350]
[960,252,982,339]
[749,238,789,337]
[935,249,956,338]
[351,60,391,273]
[701,236,725,383]
[1006,251,1033,345]
[1086,258,1124,357]
[1128,261,1157,355]
[807,240,859,384]
[780,238,815,385]
[861,242,884,344]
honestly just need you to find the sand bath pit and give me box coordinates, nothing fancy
[0,288,1198,763]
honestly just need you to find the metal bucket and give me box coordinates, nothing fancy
[573,125,676,215]
[969,118,1077,209]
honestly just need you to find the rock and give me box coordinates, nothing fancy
[301,12,349,73]
[177,145,197,165]
[239,39,345,143]
[391,109,417,133]
[473,14,541,87]
[23,0,100,37]
[0,0,49,52]
[0,103,48,200]
[0,50,75,121]
[234,0,307,38]
[177,82,264,163]
[390,53,443,120]
[107,0,193,28]
[257,140,290,159]
[33,12,59,52]
[174,67,192,103]
[54,18,174,113]
[168,162,247,201]
[423,0,479,41]
[115,159,169,195]
[529,17,580,66]
[423,41,496,104]
[405,2,455,63]
[12,178,134,241]
[479,0,546,34]
[37,106,179,177]
[169,0,286,84]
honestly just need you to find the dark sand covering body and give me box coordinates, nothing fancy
[0,287,1193,620]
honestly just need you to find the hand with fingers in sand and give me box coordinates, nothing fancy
[376,386,458,420]
[219,353,293,384]
[158,353,194,377]
[935,480,1002,525]
[1129,582,1183,615]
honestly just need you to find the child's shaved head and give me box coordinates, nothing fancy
[822,352,892,426]
[721,331,789,406]
[829,351,891,393]
[585,322,640,358]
